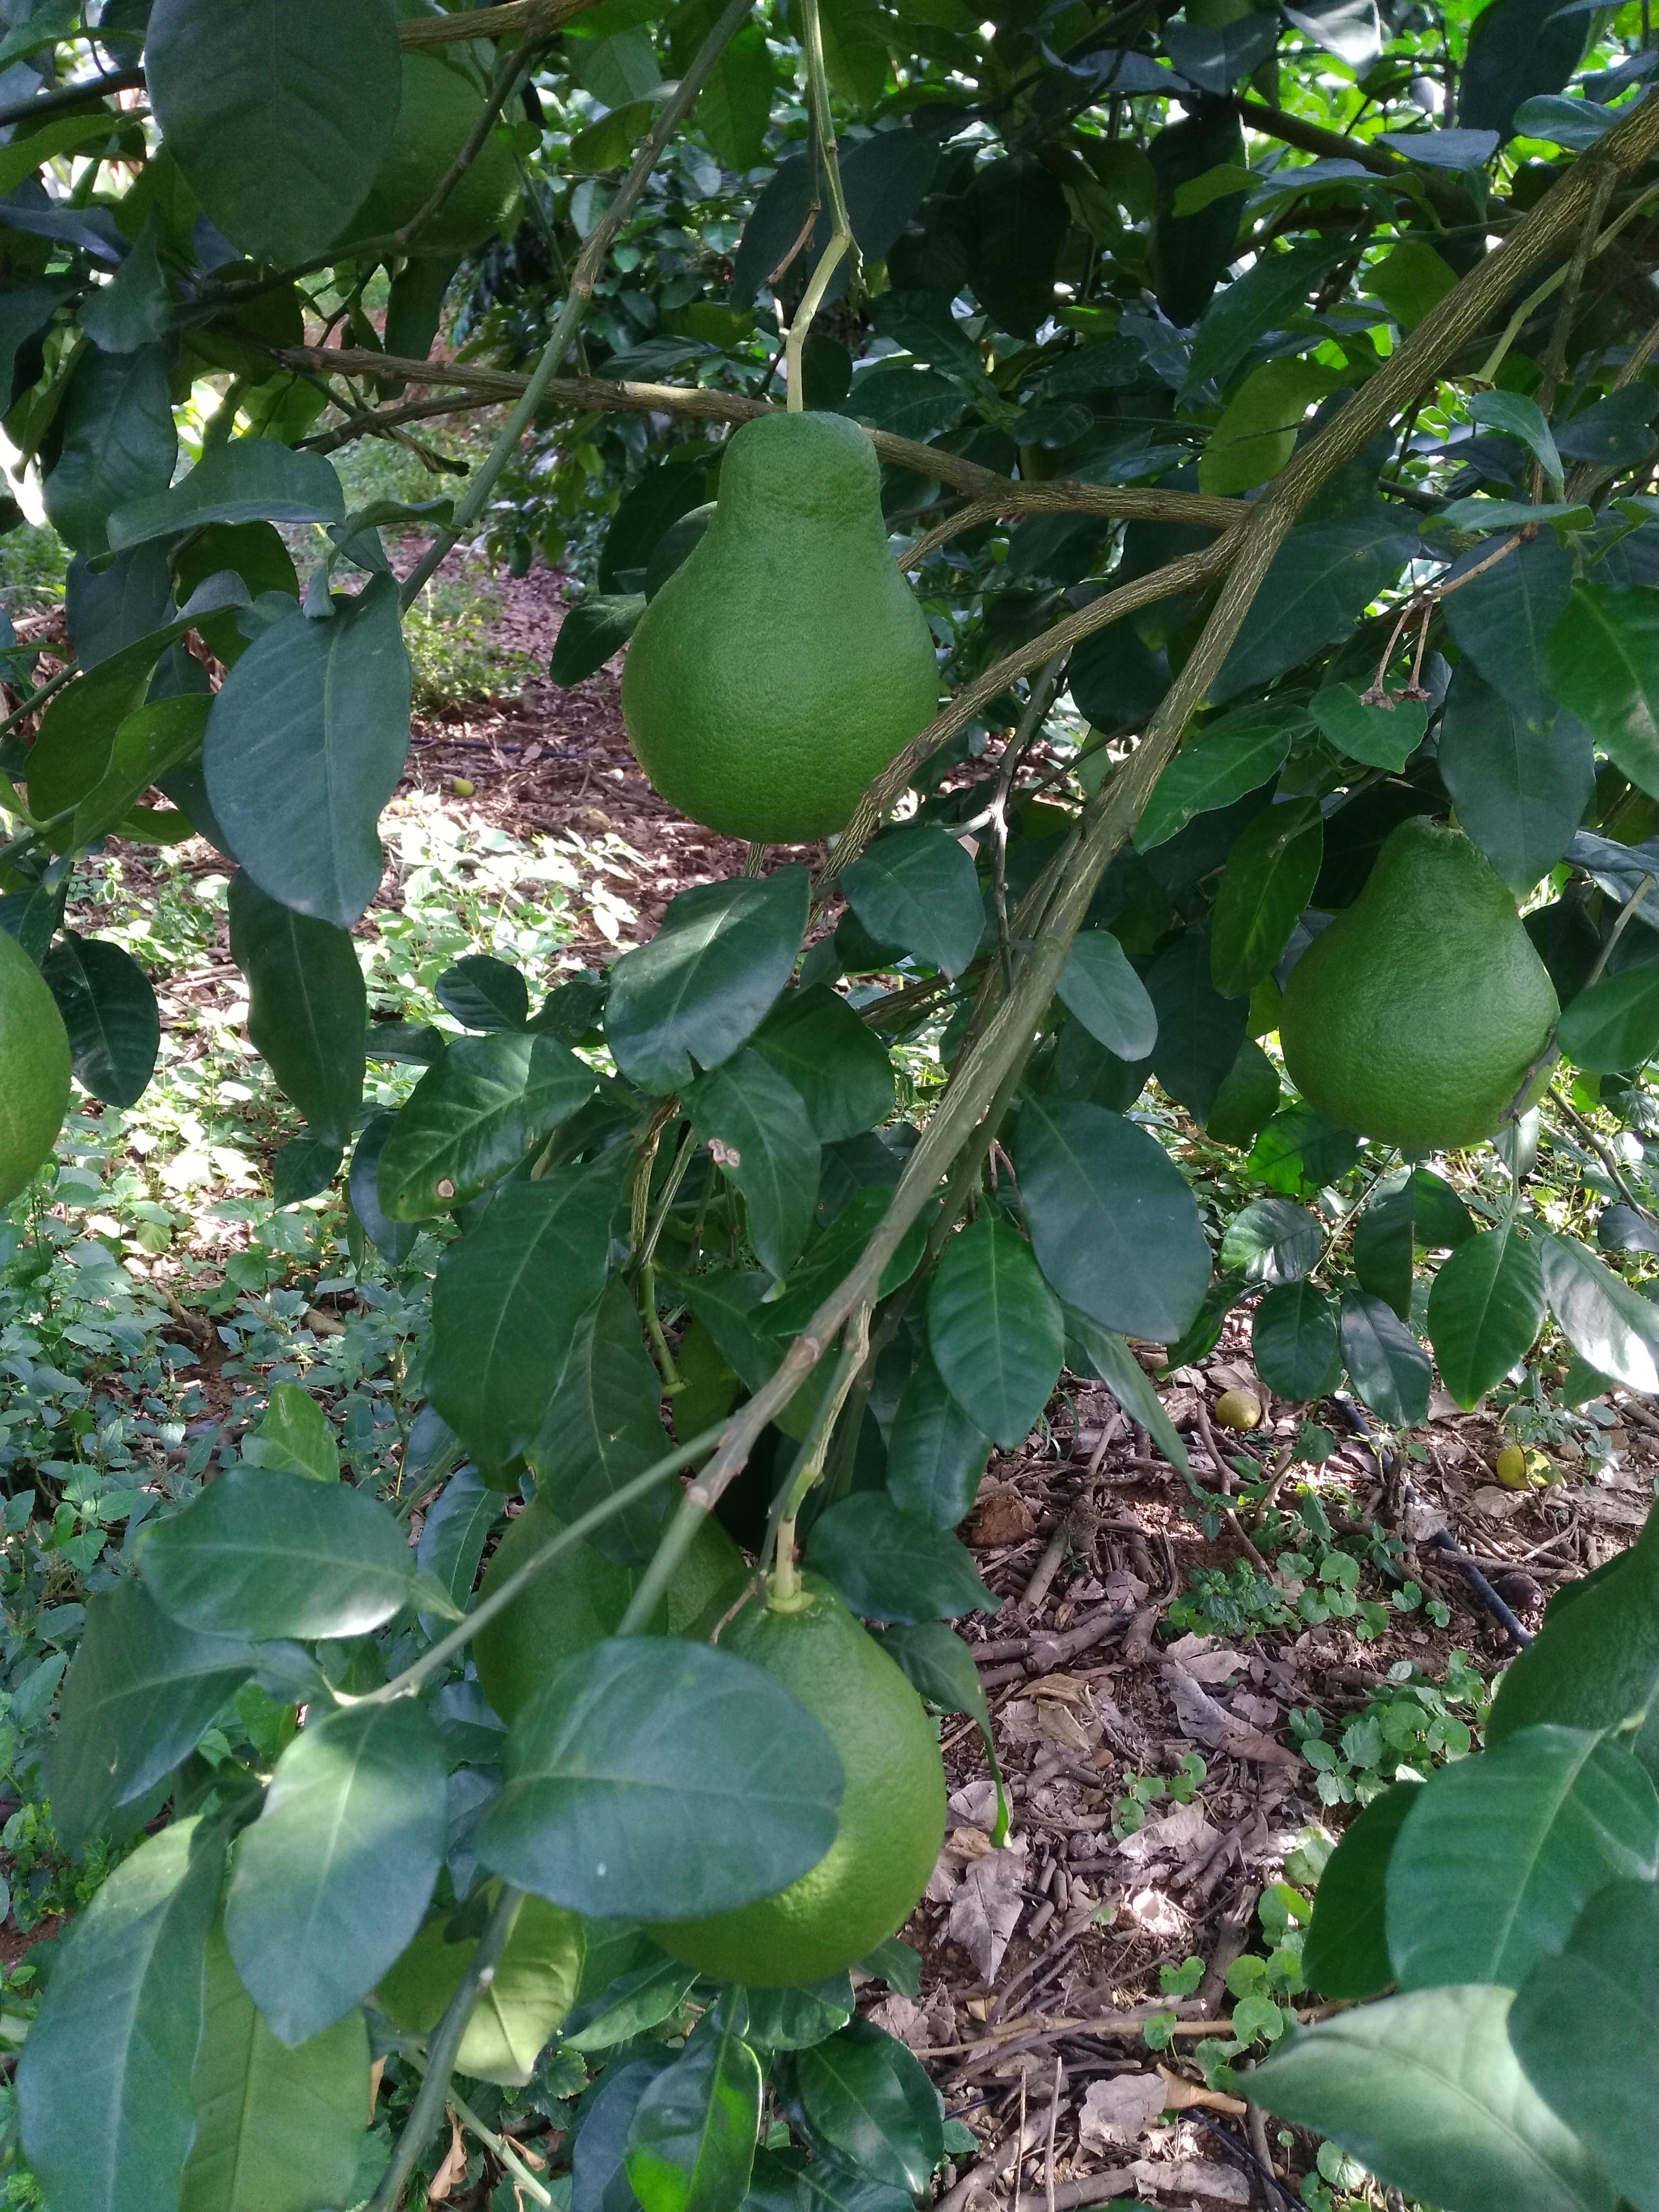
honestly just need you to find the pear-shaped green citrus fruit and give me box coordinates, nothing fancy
[619,412,940,844]
[473,1497,747,1722]
[646,1576,946,1986]
[1280,817,1558,1151]
[338,53,519,258]
[0,928,71,1205]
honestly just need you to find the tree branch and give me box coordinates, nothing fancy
[398,0,601,45]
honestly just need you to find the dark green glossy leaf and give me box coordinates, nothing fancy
[1145,931,1248,1118]
[1186,234,1347,394]
[65,694,210,849]
[1252,1280,1340,1401]
[533,1277,670,1567]
[24,617,196,820]
[550,593,646,685]
[1439,665,1591,893]
[1219,1198,1320,1284]
[428,1162,621,1474]
[884,1349,992,1530]
[841,827,983,980]
[1249,1985,1616,2212]
[1488,1514,1659,1747]
[139,1467,413,1641]
[1135,701,1303,853]
[1215,509,1420,701]
[741,1978,856,2052]
[965,155,1068,337]
[1425,1222,1545,1407]
[205,575,412,926]
[227,872,365,1147]
[41,932,158,1108]
[478,1637,843,1918]
[1510,1878,1659,2212]
[1353,1166,1476,1319]
[795,2022,943,2196]
[1017,1093,1210,1345]
[606,867,810,1093]
[1338,1290,1432,1426]
[1065,1313,1191,1476]
[1557,961,1659,1074]
[751,986,896,1142]
[18,1818,225,2212]
[1054,931,1158,1060]
[348,1113,418,1266]
[804,1496,998,1623]
[225,1700,447,2045]
[51,1581,255,1849]
[44,342,176,555]
[1206,1037,1281,1146]
[625,1992,763,2212]
[1459,0,1589,139]
[1538,1230,1659,1393]
[1309,683,1426,773]
[416,1465,500,1633]
[145,0,401,263]
[686,1050,820,1278]
[180,1924,370,2212]
[1386,1726,1659,1991]
[1302,1780,1419,2000]
[435,954,531,1033]
[1442,532,1573,724]
[109,440,346,551]
[926,1214,1063,1446]
[1544,581,1659,800]
[1211,798,1323,998]
[377,1033,598,1220]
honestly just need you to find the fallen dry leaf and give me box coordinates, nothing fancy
[1078,2072,1169,2147]
[949,1839,1029,1979]
[427,2112,468,2205]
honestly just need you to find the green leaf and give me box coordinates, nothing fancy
[1199,357,1343,495]
[50,1581,255,1849]
[1253,1280,1340,1401]
[805,1496,998,1623]
[1211,798,1324,997]
[376,1033,598,1220]
[686,1050,820,1277]
[1054,931,1158,1060]
[1537,1230,1659,1393]
[428,1162,621,1474]
[1308,683,1428,773]
[550,592,646,684]
[1386,1725,1659,1991]
[841,827,983,979]
[1467,391,1563,491]
[885,1349,992,1530]
[740,1977,857,2053]
[1426,1222,1546,1407]
[1442,531,1573,725]
[1146,931,1249,1118]
[435,955,531,1032]
[795,2022,944,2196]
[1544,581,1659,800]
[225,1700,447,2045]
[566,1956,698,2053]
[139,1466,413,1641]
[1016,1094,1211,1345]
[64,694,211,849]
[606,867,809,1093]
[1065,1314,1191,1477]
[1439,665,1592,894]
[751,985,895,1142]
[25,619,196,819]
[1216,509,1420,701]
[18,1818,226,2212]
[1186,234,1351,395]
[109,441,346,552]
[145,0,401,264]
[205,575,412,927]
[243,1383,339,1482]
[1219,1198,1321,1283]
[348,1113,418,1267]
[1510,1878,1659,2212]
[1487,1517,1659,1747]
[477,1637,843,1919]
[44,342,177,555]
[227,873,365,1148]
[1352,1166,1474,1319]
[626,1992,763,2212]
[378,1889,584,2088]
[533,1277,671,1566]
[1301,1780,1419,2000]
[926,1213,1063,1445]
[1247,1985,1616,2212]
[415,1466,500,1634]
[1557,962,1659,1074]
[1135,700,1304,853]
[41,932,158,1108]
[180,1924,370,2212]
[698,16,775,168]
[1338,1290,1432,1426]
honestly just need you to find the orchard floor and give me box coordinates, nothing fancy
[9,543,1658,2212]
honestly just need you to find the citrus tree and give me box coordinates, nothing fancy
[2,3,1659,2211]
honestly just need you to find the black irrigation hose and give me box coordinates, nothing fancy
[1336,1399,1534,1649]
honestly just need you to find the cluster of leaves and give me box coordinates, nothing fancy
[3,3,1659,2212]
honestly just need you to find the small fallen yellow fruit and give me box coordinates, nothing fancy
[1496,1444,1551,1488]
[450,776,475,798]
[1214,1388,1262,1431]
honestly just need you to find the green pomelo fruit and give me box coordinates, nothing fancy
[646,1575,946,1986]
[0,928,71,1206]
[338,53,519,258]
[473,1496,747,1722]
[1279,816,1559,1152]
[619,412,941,844]
[377,1886,582,2085]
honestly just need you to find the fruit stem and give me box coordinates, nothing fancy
[764,1302,871,1602]
[1583,869,1655,994]
[784,0,858,413]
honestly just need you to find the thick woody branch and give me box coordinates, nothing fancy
[277,344,1249,530]
[398,0,600,45]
